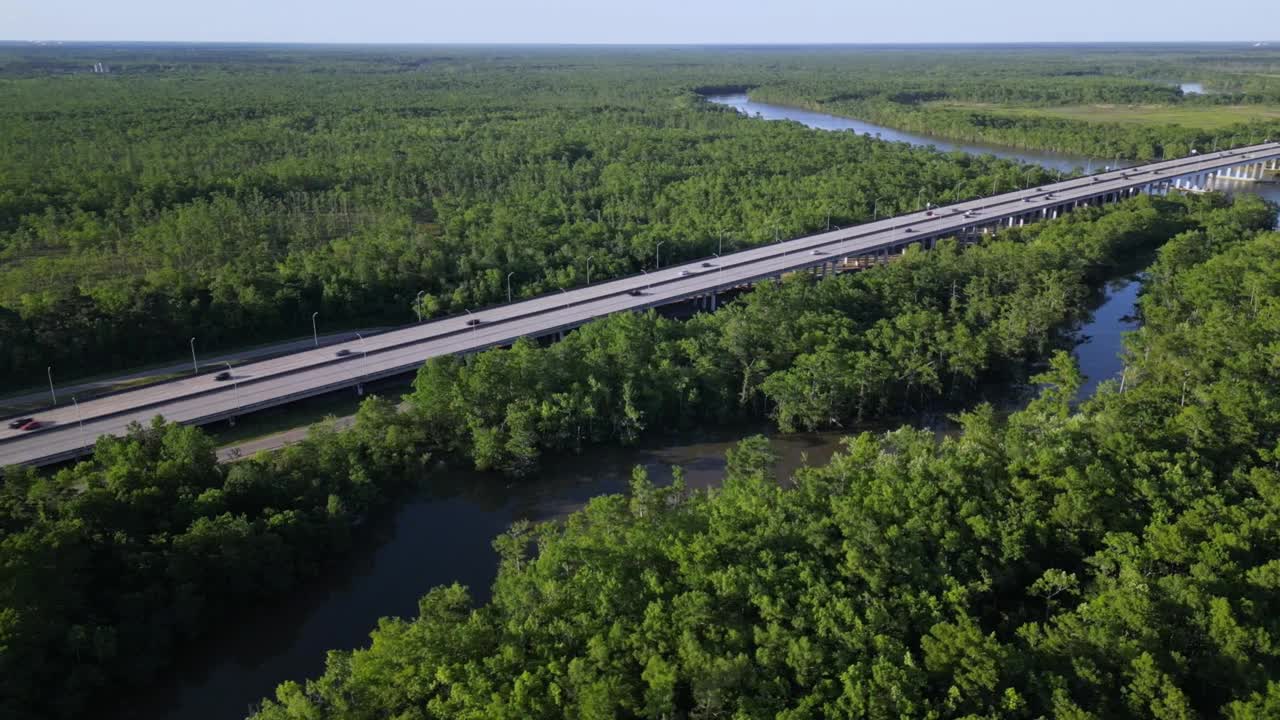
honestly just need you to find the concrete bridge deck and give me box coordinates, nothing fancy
[3,142,1278,467]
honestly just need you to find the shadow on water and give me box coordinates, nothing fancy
[130,96,1255,720]
[126,262,1146,720]
[119,423,849,720]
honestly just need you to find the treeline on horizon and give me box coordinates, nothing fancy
[2,44,1280,392]
[0,47,1056,392]
[749,84,1280,163]
[1,193,1272,719]
[739,46,1280,161]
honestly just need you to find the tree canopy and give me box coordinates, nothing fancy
[254,220,1280,720]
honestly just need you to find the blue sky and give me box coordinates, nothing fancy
[4,0,1277,43]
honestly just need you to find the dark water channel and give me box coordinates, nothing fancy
[133,269,1145,720]
[137,94,1275,720]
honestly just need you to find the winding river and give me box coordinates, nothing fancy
[706,93,1112,173]
[131,96,1272,720]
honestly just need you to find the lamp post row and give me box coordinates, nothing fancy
[64,160,1203,413]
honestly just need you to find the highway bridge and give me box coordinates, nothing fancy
[3,142,1278,468]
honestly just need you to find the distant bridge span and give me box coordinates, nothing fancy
[2,143,1278,467]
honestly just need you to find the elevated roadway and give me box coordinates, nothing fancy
[3,142,1278,467]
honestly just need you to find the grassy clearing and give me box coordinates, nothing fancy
[931,101,1280,130]
[207,390,366,448]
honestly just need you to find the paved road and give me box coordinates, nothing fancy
[0,329,385,414]
[3,143,1278,467]
[216,416,357,463]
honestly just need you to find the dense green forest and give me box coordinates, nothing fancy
[0,46,1049,390]
[407,193,1273,474]
[4,45,1280,720]
[0,192,1271,720]
[741,45,1280,160]
[748,85,1280,162]
[251,211,1280,718]
[3,44,1280,391]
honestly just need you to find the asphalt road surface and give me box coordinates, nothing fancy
[3,143,1278,467]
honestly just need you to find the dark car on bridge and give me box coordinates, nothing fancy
[335,348,353,357]
[18,420,42,432]
[215,371,233,381]
[8,417,33,429]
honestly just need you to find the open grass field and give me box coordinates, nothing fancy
[931,101,1280,130]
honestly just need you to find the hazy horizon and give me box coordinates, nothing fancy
[6,0,1279,45]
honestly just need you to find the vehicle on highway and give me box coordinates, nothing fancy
[335,348,353,357]
[679,270,691,277]
[215,371,232,381]
[1023,197,1033,203]
[809,249,822,255]
[628,289,644,297]
[466,318,482,326]
[18,420,42,431]
[904,227,915,233]
[701,262,714,268]
[926,210,935,216]
[7,417,33,429]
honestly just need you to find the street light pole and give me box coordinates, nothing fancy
[353,332,370,395]
[72,395,86,446]
[586,257,594,286]
[311,312,319,347]
[189,338,198,375]
[223,361,241,412]
[46,366,56,406]
[655,241,665,270]
[355,332,369,362]
[414,291,425,323]
[506,272,515,303]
